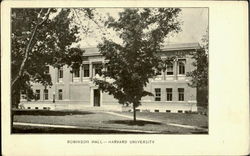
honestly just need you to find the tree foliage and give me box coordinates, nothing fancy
[11,8,93,107]
[187,29,208,88]
[186,29,208,106]
[94,8,182,121]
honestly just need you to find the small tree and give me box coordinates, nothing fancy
[94,8,182,121]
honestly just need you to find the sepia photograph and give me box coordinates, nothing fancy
[11,7,209,134]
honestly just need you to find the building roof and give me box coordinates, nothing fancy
[83,42,200,56]
[161,42,200,51]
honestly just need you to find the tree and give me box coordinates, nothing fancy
[11,8,95,108]
[187,29,208,106]
[11,8,96,130]
[94,8,182,121]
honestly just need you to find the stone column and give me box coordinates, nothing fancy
[80,65,82,82]
[163,70,166,80]
[89,62,93,80]
[174,59,178,80]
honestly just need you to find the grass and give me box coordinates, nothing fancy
[13,125,146,134]
[119,112,208,128]
[13,110,208,134]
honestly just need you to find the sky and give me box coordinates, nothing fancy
[74,8,208,48]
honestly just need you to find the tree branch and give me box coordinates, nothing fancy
[11,8,52,88]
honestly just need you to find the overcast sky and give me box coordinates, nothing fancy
[75,8,208,48]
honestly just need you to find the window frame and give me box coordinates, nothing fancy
[166,62,174,75]
[178,88,185,101]
[59,67,63,78]
[58,89,63,100]
[35,89,40,100]
[83,64,90,77]
[178,61,186,75]
[155,88,161,101]
[93,63,102,76]
[166,88,172,101]
[58,67,63,83]
[43,89,48,100]
[73,67,80,78]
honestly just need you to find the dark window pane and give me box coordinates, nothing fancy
[58,89,63,100]
[59,68,63,78]
[178,62,185,74]
[73,67,80,77]
[44,89,48,100]
[166,88,172,101]
[167,63,173,75]
[83,64,89,77]
[178,88,184,101]
[155,88,161,101]
[35,90,40,100]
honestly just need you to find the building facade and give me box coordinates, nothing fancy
[20,43,200,113]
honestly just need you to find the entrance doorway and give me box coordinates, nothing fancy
[93,89,100,107]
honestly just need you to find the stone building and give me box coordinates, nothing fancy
[20,42,200,113]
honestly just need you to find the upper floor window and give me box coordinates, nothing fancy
[94,64,102,76]
[83,64,90,77]
[59,67,63,78]
[43,89,48,100]
[166,88,172,101]
[58,67,63,83]
[155,88,161,101]
[166,62,173,75]
[178,61,185,75]
[58,89,63,100]
[178,88,184,101]
[73,67,80,78]
[35,89,40,100]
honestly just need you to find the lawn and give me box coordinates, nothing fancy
[119,112,208,128]
[13,110,208,134]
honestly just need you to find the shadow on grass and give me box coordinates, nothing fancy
[105,120,162,126]
[13,110,94,116]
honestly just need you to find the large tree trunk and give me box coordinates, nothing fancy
[133,104,136,122]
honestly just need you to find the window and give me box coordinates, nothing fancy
[35,90,40,100]
[166,88,172,101]
[59,67,63,78]
[58,89,63,100]
[166,62,173,75]
[94,64,102,76]
[43,89,48,100]
[155,88,161,101]
[73,67,80,78]
[58,67,63,82]
[83,64,89,77]
[178,88,184,101]
[178,61,185,75]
